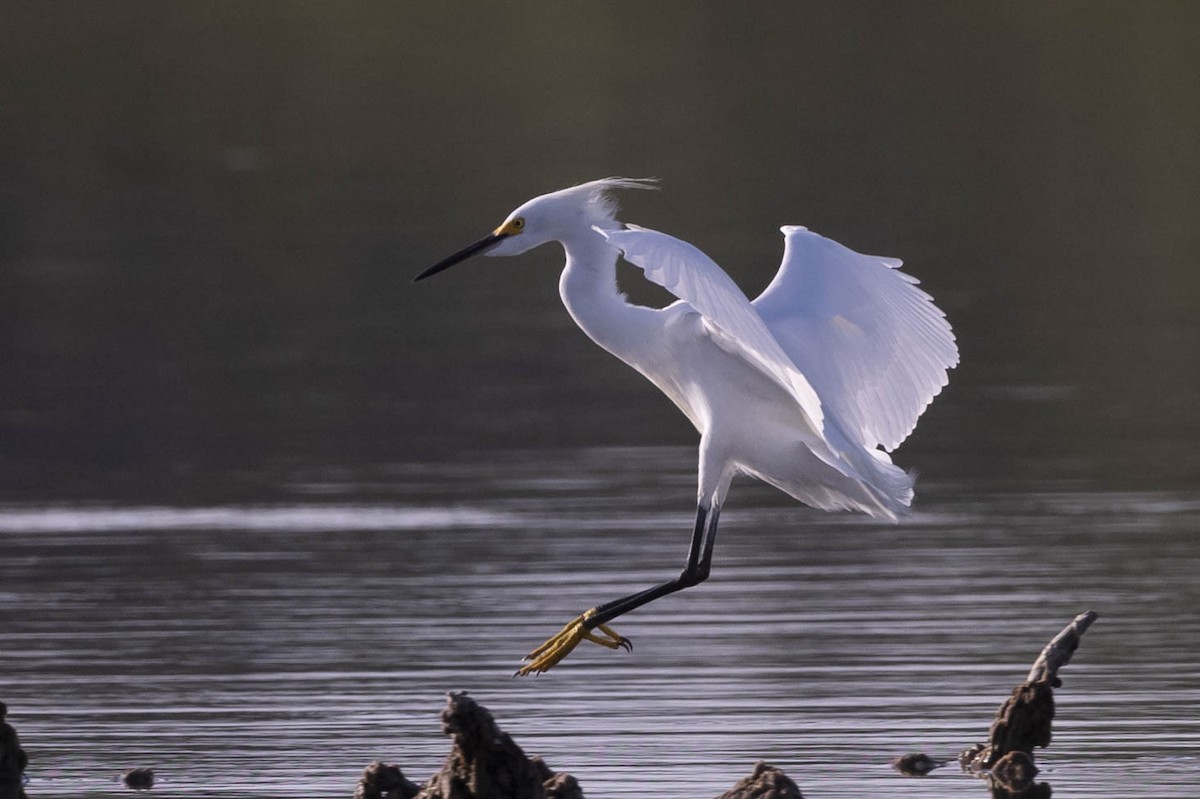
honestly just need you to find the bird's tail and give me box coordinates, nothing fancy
[856,448,915,520]
[817,419,915,521]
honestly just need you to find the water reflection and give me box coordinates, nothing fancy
[1,448,1198,797]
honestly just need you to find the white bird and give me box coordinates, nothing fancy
[415,178,958,675]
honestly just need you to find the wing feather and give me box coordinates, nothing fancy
[596,225,825,432]
[753,226,958,452]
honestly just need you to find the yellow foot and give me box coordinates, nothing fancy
[514,609,632,676]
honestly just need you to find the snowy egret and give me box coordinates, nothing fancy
[415,178,958,675]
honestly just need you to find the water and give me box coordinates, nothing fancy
[2,3,1199,797]
[2,450,1198,797]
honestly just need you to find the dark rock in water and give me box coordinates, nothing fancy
[989,750,1039,791]
[0,702,28,776]
[957,742,986,768]
[421,692,555,799]
[530,758,582,799]
[362,694,805,799]
[890,752,944,775]
[357,692,580,799]
[712,761,803,799]
[122,767,155,790]
[0,701,28,799]
[355,761,420,799]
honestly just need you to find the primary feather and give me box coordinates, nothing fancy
[755,226,958,453]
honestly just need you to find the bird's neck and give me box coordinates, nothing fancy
[558,230,654,362]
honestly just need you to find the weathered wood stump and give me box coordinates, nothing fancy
[892,611,1097,795]
[960,610,1097,787]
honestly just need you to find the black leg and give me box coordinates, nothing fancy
[584,502,721,629]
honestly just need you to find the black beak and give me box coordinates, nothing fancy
[414,232,507,282]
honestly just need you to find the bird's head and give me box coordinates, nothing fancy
[414,177,656,281]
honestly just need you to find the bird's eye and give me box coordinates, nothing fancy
[512,217,525,230]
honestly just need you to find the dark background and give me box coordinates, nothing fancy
[2,2,1197,502]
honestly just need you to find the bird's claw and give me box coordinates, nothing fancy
[514,609,631,676]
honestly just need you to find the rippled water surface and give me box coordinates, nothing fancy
[3,449,1198,798]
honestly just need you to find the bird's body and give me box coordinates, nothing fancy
[416,178,957,674]
[557,225,906,520]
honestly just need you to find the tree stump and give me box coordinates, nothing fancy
[959,611,1098,792]
[891,611,1098,795]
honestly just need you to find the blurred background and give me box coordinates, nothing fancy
[1,2,1197,500]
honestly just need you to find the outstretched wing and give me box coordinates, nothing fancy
[597,224,825,432]
[753,226,958,452]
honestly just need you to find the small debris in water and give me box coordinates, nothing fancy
[890,752,945,775]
